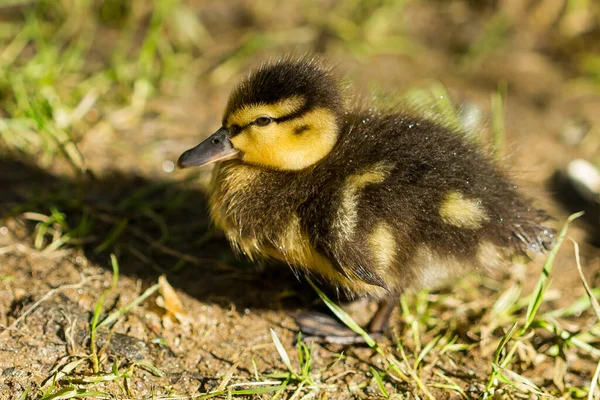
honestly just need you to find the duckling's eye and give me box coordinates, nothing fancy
[254,116,273,126]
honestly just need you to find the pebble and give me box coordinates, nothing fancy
[566,159,600,204]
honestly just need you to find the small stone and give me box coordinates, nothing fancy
[566,159,600,203]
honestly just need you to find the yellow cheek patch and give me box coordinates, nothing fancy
[335,162,395,239]
[231,107,339,170]
[226,96,305,127]
[439,191,489,229]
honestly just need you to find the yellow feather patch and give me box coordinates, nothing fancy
[226,96,305,127]
[263,213,388,298]
[231,107,338,170]
[270,213,330,267]
[412,246,466,288]
[439,191,489,229]
[335,162,395,239]
[476,241,509,270]
[368,221,397,274]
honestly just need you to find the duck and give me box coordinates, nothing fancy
[177,56,555,341]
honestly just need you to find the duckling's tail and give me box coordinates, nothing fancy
[510,210,556,255]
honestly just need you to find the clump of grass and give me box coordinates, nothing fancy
[303,0,419,58]
[265,329,318,398]
[0,0,207,174]
[39,254,163,399]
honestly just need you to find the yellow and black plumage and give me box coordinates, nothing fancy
[178,57,554,339]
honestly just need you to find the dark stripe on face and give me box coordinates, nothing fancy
[229,125,243,137]
[273,103,312,123]
[226,102,314,137]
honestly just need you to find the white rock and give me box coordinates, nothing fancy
[567,159,600,203]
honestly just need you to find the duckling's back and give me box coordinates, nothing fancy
[210,110,554,298]
[306,112,553,293]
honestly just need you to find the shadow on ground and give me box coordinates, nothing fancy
[0,155,320,313]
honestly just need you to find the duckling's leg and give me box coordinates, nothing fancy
[294,298,398,344]
[367,298,397,333]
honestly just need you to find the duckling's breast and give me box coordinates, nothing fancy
[208,160,393,297]
[209,162,323,264]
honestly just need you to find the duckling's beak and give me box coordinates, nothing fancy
[177,127,240,169]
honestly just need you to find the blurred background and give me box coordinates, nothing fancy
[1,0,599,398]
[1,0,599,174]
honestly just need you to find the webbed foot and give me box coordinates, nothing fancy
[293,298,397,345]
[294,311,376,345]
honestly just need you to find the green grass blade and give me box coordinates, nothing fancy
[523,211,584,332]
[306,276,377,347]
[414,335,441,370]
[493,322,519,365]
[94,218,128,254]
[90,292,105,373]
[109,253,120,290]
[270,328,296,376]
[230,385,288,395]
[571,238,600,321]
[97,282,160,329]
[371,367,389,399]
[17,388,29,400]
[589,358,600,400]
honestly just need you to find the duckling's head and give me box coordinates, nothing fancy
[178,58,343,171]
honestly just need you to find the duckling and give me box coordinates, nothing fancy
[177,57,554,341]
